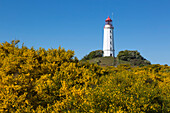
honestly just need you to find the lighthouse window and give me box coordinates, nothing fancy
[110,36,112,38]
[110,30,112,33]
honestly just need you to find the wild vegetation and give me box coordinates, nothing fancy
[117,50,151,66]
[81,50,103,61]
[82,50,151,67]
[0,41,170,112]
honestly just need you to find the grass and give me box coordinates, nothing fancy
[85,57,131,67]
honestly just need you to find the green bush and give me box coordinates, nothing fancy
[81,50,103,61]
[117,50,151,66]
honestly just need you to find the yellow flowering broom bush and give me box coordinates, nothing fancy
[0,40,169,112]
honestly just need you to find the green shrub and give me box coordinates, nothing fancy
[81,50,103,61]
[117,50,151,66]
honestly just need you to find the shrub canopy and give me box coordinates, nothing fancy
[0,41,169,112]
[81,50,103,61]
[117,50,151,66]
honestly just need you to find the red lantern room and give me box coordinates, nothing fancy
[105,16,112,25]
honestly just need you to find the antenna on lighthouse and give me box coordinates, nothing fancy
[112,12,114,22]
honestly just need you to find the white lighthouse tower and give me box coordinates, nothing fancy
[103,16,114,57]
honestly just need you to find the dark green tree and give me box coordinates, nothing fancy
[117,50,151,66]
[81,50,103,61]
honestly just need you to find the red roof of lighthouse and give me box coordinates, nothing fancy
[105,16,112,22]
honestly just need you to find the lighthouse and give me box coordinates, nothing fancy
[103,16,115,57]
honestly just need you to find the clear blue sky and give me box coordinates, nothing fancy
[0,0,170,65]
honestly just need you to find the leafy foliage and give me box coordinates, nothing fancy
[117,50,151,66]
[0,41,169,112]
[81,50,103,61]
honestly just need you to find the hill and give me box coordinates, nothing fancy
[81,50,151,67]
